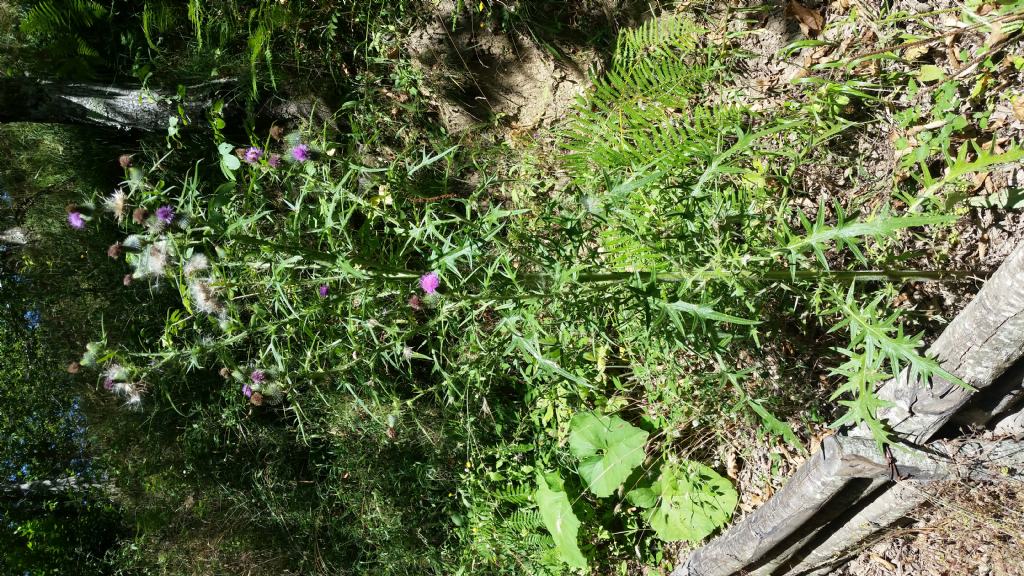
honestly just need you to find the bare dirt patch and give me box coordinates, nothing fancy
[407,0,598,134]
[837,477,1024,576]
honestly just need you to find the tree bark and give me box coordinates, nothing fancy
[0,76,224,131]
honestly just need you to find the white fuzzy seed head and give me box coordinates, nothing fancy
[189,280,225,316]
[184,253,210,277]
[105,189,128,222]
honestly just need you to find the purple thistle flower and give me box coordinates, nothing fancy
[155,205,175,225]
[290,144,311,162]
[103,377,114,391]
[419,272,440,295]
[250,370,267,384]
[242,384,253,398]
[268,153,282,168]
[244,147,263,164]
[318,284,329,298]
[67,211,85,230]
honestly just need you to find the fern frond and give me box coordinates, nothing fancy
[494,482,533,505]
[21,0,106,37]
[613,14,703,70]
[562,14,742,177]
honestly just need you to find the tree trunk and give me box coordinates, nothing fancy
[0,226,31,246]
[0,76,225,131]
[0,76,334,132]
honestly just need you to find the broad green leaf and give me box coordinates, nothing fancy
[569,412,649,497]
[535,472,587,569]
[647,461,737,542]
[218,142,241,180]
[221,152,241,171]
[626,481,659,509]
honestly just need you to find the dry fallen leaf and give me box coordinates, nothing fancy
[1012,96,1024,121]
[787,0,824,37]
[903,43,930,61]
[725,450,740,480]
[986,27,1010,48]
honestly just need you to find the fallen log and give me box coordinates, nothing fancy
[676,435,1024,576]
[777,436,1024,576]
[674,242,1024,576]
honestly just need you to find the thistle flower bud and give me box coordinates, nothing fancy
[132,207,148,225]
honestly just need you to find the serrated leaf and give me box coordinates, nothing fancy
[647,461,737,542]
[535,471,587,569]
[569,412,649,497]
[660,300,761,325]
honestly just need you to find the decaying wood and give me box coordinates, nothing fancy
[779,436,1024,576]
[786,480,931,576]
[744,477,890,576]
[0,76,224,131]
[993,406,1024,439]
[674,243,1024,576]
[675,437,1024,575]
[671,436,860,576]
[949,361,1024,428]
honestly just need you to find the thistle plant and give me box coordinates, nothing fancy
[61,9,1018,573]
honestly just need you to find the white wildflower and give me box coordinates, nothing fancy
[103,363,128,382]
[124,392,143,411]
